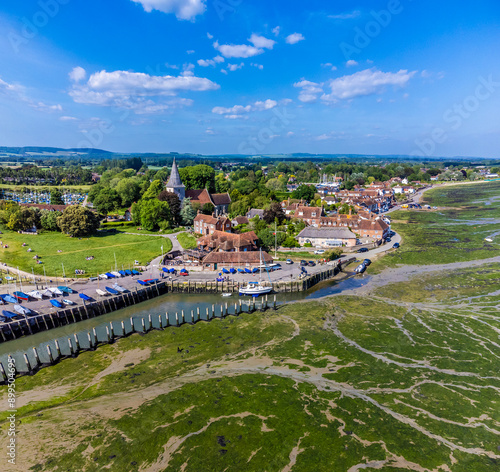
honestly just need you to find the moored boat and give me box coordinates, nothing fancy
[13,291,30,301]
[48,287,63,296]
[58,286,74,294]
[112,284,127,293]
[111,271,122,278]
[79,293,92,301]
[96,289,108,296]
[62,299,75,305]
[105,286,119,295]
[50,299,64,309]
[1,294,18,304]
[28,290,43,300]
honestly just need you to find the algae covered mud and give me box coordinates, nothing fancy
[0,182,499,472]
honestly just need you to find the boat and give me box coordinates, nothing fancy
[105,272,116,278]
[99,273,108,279]
[162,267,169,273]
[1,294,18,304]
[137,280,148,286]
[79,293,92,301]
[96,289,108,296]
[62,299,75,305]
[42,289,53,298]
[222,268,230,274]
[14,305,33,316]
[237,268,245,274]
[131,269,141,275]
[112,284,127,293]
[221,293,232,298]
[230,268,236,274]
[119,270,127,277]
[125,270,133,276]
[239,250,273,297]
[111,271,122,278]
[4,276,15,281]
[354,263,367,274]
[105,286,119,295]
[50,299,64,309]
[58,286,74,294]
[27,290,43,300]
[13,291,30,301]
[48,287,63,296]
[2,310,21,320]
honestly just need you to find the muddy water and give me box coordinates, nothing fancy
[0,274,371,369]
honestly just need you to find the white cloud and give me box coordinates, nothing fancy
[213,40,264,58]
[322,68,416,101]
[0,77,23,94]
[198,56,223,67]
[69,69,219,113]
[60,116,78,121]
[321,63,337,71]
[294,79,324,103]
[286,131,294,137]
[346,60,358,67]
[328,10,360,20]
[248,33,276,49]
[286,33,305,44]
[69,66,87,82]
[227,63,244,72]
[251,63,264,70]
[207,32,213,39]
[212,99,277,117]
[130,0,206,20]
[32,102,63,112]
[186,49,195,54]
[272,26,280,36]
[205,127,214,134]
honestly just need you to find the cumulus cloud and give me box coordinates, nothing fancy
[197,56,224,67]
[294,79,323,103]
[69,69,219,114]
[130,0,206,20]
[248,33,276,49]
[346,60,358,67]
[227,63,244,72]
[0,77,24,94]
[322,68,416,101]
[60,116,78,121]
[251,63,264,70]
[212,99,277,118]
[286,33,305,44]
[272,26,280,36]
[69,66,87,82]
[213,40,264,59]
[294,68,416,104]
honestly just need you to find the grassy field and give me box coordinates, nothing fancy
[0,184,92,192]
[0,226,172,277]
[177,231,197,249]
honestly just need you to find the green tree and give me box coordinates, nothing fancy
[57,206,101,237]
[179,165,215,192]
[215,173,230,193]
[257,228,286,250]
[50,189,64,205]
[7,207,40,231]
[140,199,171,231]
[180,198,196,226]
[263,202,286,224]
[142,179,164,200]
[40,210,62,231]
[93,187,121,216]
[201,202,215,215]
[282,236,299,248]
[158,191,181,226]
[116,178,140,207]
[291,185,316,202]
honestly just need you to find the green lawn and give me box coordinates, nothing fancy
[0,226,172,277]
[176,231,197,249]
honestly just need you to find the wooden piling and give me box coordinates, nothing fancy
[32,347,40,367]
[23,353,31,373]
[273,295,277,310]
[141,318,146,333]
[158,314,163,329]
[121,320,126,336]
[197,306,200,320]
[165,312,170,327]
[55,339,61,358]
[105,326,111,343]
[87,332,94,350]
[73,334,80,352]
[93,327,98,344]
[0,362,6,382]
[181,310,185,324]
[148,314,152,330]
[109,323,115,340]
[175,312,179,326]
[68,338,74,356]
[130,317,135,333]
[46,345,54,364]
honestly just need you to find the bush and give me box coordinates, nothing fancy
[282,236,299,248]
[304,242,313,248]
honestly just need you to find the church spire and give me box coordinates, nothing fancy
[166,157,184,189]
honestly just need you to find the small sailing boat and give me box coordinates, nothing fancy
[96,289,108,297]
[50,299,64,309]
[62,299,75,305]
[27,290,43,300]
[239,249,273,297]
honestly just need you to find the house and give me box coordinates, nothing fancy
[232,216,249,226]
[357,218,390,240]
[292,206,325,226]
[21,203,68,212]
[297,227,357,248]
[202,250,273,270]
[247,209,264,220]
[197,230,259,253]
[194,214,232,236]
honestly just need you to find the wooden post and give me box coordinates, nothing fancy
[0,328,6,342]
[68,338,74,356]
[55,339,61,358]
[87,332,94,350]
[206,307,209,320]
[130,317,135,333]
[165,312,170,327]
[181,310,185,324]
[73,334,80,352]
[274,295,277,310]
[93,327,98,344]
[197,306,200,321]
[211,304,215,318]
[0,363,6,382]
[239,299,242,314]
[121,320,126,336]
[105,326,111,343]
[46,345,54,364]
[23,353,31,373]
[148,314,152,330]
[141,318,146,333]
[225,303,228,317]
[158,314,163,329]
[32,347,40,367]
[109,323,115,340]
[175,312,179,326]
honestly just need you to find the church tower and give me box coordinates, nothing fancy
[165,157,185,201]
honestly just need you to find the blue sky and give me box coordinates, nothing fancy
[0,0,499,157]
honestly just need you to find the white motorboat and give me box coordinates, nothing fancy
[111,271,122,278]
[27,290,43,300]
[99,273,108,279]
[239,249,273,297]
[112,284,127,293]
[96,289,108,296]
[221,293,232,298]
[48,287,63,296]
[41,289,53,298]
[62,299,75,305]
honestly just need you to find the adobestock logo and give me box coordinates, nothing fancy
[8,0,70,54]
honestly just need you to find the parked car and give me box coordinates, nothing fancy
[385,237,392,243]
[300,260,308,266]
[357,247,369,253]
[354,263,366,274]
[393,242,400,248]
[179,269,189,276]
[314,249,325,255]
[308,261,316,267]
[363,259,372,266]
[286,259,293,264]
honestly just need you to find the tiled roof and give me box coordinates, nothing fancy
[185,189,213,205]
[166,158,185,189]
[21,203,68,211]
[211,193,231,205]
[297,227,356,239]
